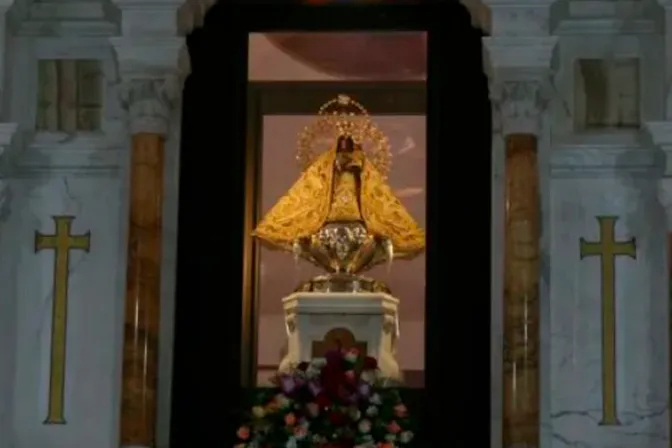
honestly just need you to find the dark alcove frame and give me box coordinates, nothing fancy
[171,2,492,447]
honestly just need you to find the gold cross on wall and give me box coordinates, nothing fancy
[35,216,91,425]
[579,216,636,426]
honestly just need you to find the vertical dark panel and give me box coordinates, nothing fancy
[424,4,491,447]
[172,2,491,447]
[170,3,248,446]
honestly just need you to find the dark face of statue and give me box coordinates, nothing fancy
[336,136,355,153]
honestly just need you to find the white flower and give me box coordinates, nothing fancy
[399,430,414,443]
[306,366,320,379]
[360,370,376,384]
[344,350,358,362]
[285,436,298,448]
[385,433,396,442]
[358,418,372,433]
[275,394,291,408]
[311,358,326,368]
[349,407,361,421]
[365,405,378,417]
[369,393,382,405]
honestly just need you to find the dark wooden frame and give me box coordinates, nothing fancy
[241,81,427,386]
[172,3,492,447]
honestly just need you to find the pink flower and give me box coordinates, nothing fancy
[387,420,401,434]
[345,370,357,382]
[294,425,308,439]
[236,426,250,440]
[393,403,408,417]
[284,412,297,426]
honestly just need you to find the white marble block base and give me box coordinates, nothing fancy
[280,292,401,380]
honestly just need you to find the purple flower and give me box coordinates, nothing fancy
[281,376,296,394]
[358,383,371,397]
[308,381,322,396]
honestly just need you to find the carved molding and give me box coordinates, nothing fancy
[178,0,215,35]
[110,37,188,81]
[119,78,181,136]
[285,313,296,334]
[0,123,18,155]
[484,36,557,70]
[550,144,665,179]
[645,121,672,177]
[13,147,124,176]
[646,122,672,148]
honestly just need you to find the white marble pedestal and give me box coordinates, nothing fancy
[280,292,401,380]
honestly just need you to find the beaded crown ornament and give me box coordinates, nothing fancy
[296,94,392,178]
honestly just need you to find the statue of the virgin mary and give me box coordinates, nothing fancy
[253,94,425,292]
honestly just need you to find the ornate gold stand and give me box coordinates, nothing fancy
[295,272,391,294]
[294,221,392,293]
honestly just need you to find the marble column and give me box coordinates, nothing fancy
[486,31,557,448]
[484,30,557,448]
[496,78,548,448]
[549,141,668,448]
[118,79,177,448]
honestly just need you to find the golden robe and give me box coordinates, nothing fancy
[253,146,425,257]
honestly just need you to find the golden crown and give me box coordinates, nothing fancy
[296,94,392,178]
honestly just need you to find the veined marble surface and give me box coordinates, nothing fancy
[8,173,126,448]
[0,203,18,448]
[549,148,668,448]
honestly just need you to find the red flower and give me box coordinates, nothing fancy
[325,349,344,368]
[328,410,345,426]
[315,392,332,409]
[363,356,378,370]
[321,364,345,396]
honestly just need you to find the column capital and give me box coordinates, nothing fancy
[118,78,180,136]
[484,37,557,135]
[110,37,188,136]
[490,76,553,136]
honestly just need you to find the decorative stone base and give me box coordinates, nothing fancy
[280,292,401,381]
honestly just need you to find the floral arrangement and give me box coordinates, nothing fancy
[235,349,415,448]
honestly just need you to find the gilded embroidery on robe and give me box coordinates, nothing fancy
[253,146,425,257]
